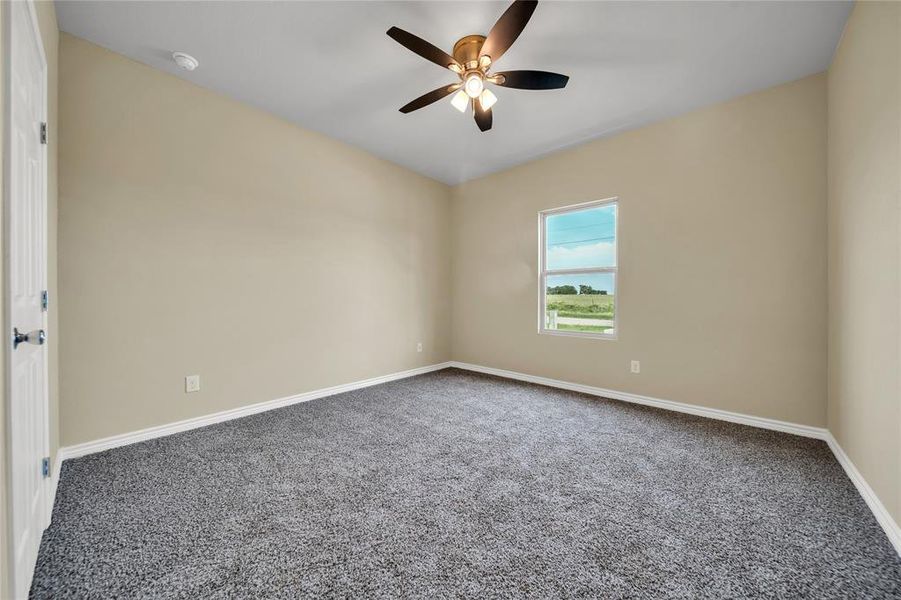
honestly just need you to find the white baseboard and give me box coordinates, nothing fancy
[449,360,900,557]
[54,359,900,558]
[448,361,828,439]
[824,433,901,556]
[58,361,453,461]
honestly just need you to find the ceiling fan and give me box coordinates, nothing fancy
[387,0,569,132]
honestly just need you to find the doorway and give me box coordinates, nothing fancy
[4,1,50,597]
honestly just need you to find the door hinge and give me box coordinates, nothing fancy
[41,457,50,478]
[40,122,47,145]
[41,290,49,312]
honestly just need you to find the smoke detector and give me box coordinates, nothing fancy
[172,52,199,71]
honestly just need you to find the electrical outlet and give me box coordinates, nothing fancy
[631,360,640,374]
[185,375,201,393]
[416,342,423,353]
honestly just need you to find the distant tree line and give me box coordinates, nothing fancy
[546,284,608,295]
[580,285,608,295]
[547,284,577,295]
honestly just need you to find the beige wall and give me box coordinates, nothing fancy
[58,34,451,446]
[827,1,901,524]
[451,74,828,427]
[47,0,901,540]
[11,0,899,585]
[1,2,57,596]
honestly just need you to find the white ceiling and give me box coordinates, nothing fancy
[56,1,851,185]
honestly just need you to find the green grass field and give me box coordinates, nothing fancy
[546,294,615,320]
[556,324,613,333]
[547,294,615,306]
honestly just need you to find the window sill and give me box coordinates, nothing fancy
[538,329,617,341]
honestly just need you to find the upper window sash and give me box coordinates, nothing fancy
[540,198,618,272]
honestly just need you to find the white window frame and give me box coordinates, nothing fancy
[538,197,618,340]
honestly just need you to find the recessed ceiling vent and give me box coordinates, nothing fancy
[172,51,199,71]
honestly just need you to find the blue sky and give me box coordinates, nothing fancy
[546,204,616,270]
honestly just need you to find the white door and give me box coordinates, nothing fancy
[7,1,49,597]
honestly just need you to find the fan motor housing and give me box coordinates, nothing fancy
[453,35,486,70]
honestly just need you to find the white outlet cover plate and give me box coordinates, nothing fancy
[185,375,201,393]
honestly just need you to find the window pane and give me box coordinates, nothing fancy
[546,204,616,270]
[545,273,615,335]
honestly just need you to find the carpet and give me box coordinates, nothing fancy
[31,368,901,598]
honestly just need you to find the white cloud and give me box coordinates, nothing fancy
[547,241,615,269]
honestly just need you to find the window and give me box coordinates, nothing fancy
[539,198,617,338]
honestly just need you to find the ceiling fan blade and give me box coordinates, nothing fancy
[494,70,569,90]
[479,0,538,65]
[399,84,462,113]
[387,26,461,71]
[473,102,493,132]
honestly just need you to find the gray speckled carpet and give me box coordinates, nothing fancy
[32,368,901,599]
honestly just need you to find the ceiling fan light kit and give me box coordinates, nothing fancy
[463,72,484,98]
[451,90,470,113]
[480,89,498,111]
[387,0,569,132]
